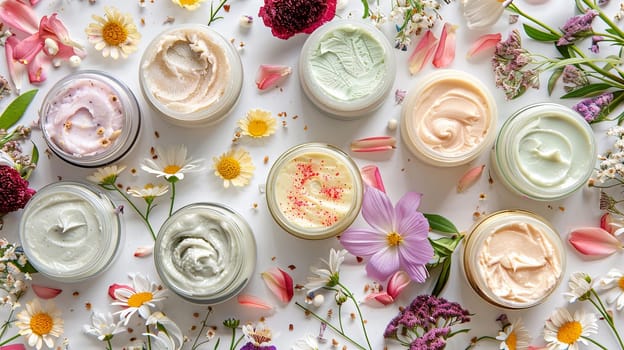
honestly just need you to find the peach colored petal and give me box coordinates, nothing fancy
[569,227,623,257]
[261,267,294,303]
[433,23,457,68]
[360,165,386,193]
[237,294,274,310]
[408,30,438,74]
[256,64,292,90]
[26,52,46,83]
[350,136,396,152]
[363,292,395,306]
[457,164,485,193]
[32,284,62,299]
[466,33,501,58]
[386,270,410,299]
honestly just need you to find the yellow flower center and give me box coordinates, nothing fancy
[619,276,624,291]
[102,21,128,46]
[144,183,154,189]
[179,0,200,5]
[217,157,241,180]
[247,120,269,137]
[505,331,517,350]
[163,165,182,175]
[557,321,582,345]
[127,292,154,308]
[386,232,403,246]
[30,313,53,336]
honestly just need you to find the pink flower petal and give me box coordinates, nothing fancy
[31,284,62,299]
[362,292,395,306]
[361,186,394,233]
[600,212,624,236]
[134,246,153,257]
[0,0,38,35]
[340,228,388,256]
[0,344,27,350]
[366,247,400,281]
[401,262,429,283]
[433,23,457,68]
[5,36,25,92]
[360,165,386,193]
[108,283,132,300]
[261,267,294,303]
[386,270,410,299]
[457,164,485,192]
[39,14,86,59]
[569,227,623,258]
[350,136,396,153]
[408,30,438,74]
[256,64,292,90]
[29,0,41,5]
[13,33,43,65]
[237,294,274,310]
[26,52,47,83]
[466,33,502,58]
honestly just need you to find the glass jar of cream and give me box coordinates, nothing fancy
[40,70,141,168]
[154,203,256,304]
[492,103,596,200]
[463,210,565,309]
[298,20,396,119]
[139,24,243,127]
[401,70,497,167]
[19,181,121,282]
[266,143,363,239]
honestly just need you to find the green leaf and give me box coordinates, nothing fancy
[556,44,573,59]
[522,24,560,42]
[606,28,619,36]
[547,68,563,96]
[561,83,612,98]
[22,142,38,180]
[0,89,37,130]
[431,257,452,297]
[424,213,459,234]
[19,260,38,274]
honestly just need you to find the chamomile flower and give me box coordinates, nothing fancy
[212,148,255,188]
[564,272,593,303]
[543,308,598,350]
[86,165,126,186]
[240,323,276,350]
[141,145,203,182]
[304,248,347,292]
[496,319,530,350]
[85,7,141,59]
[83,311,126,341]
[15,299,64,350]
[596,268,624,310]
[171,0,205,10]
[127,183,169,200]
[238,109,277,138]
[111,273,167,325]
[293,334,319,350]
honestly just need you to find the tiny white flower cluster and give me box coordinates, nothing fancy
[0,238,31,309]
[595,126,624,183]
[389,0,442,50]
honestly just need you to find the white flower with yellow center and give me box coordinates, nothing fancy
[496,319,530,350]
[304,248,347,292]
[564,271,593,303]
[83,311,126,341]
[212,148,255,188]
[127,183,169,200]
[238,109,277,138]
[141,145,204,182]
[596,268,624,310]
[543,308,597,350]
[112,273,167,325]
[171,0,206,10]
[15,299,64,350]
[461,0,512,29]
[85,7,141,59]
[87,165,126,185]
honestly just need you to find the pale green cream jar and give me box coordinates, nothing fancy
[492,103,596,200]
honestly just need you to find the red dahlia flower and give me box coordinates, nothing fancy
[258,0,337,40]
[0,165,35,214]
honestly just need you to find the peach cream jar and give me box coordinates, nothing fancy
[298,20,396,119]
[401,70,497,166]
[492,103,596,200]
[266,143,363,240]
[463,210,565,309]
[139,24,243,127]
[19,181,121,282]
[154,203,256,304]
[39,70,141,168]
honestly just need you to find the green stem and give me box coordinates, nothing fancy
[168,181,176,217]
[569,46,624,85]
[0,310,14,340]
[208,0,228,26]
[295,302,367,350]
[191,308,213,350]
[111,185,156,240]
[591,290,624,349]
[232,335,244,349]
[582,0,624,38]
[228,327,236,350]
[360,0,370,18]
[464,335,499,350]
[106,339,113,350]
[146,326,152,350]
[508,3,559,35]
[338,304,345,333]
[0,333,21,346]
[582,336,609,350]
[338,282,373,350]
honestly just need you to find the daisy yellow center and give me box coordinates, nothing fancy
[30,313,53,336]
[179,0,200,4]
[505,331,517,350]
[247,120,269,137]
[144,183,154,189]
[386,232,403,246]
[127,292,154,308]
[556,321,582,345]
[618,276,624,291]
[217,157,241,180]
[163,165,182,175]
[102,21,128,46]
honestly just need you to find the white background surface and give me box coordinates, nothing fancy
[2,0,624,349]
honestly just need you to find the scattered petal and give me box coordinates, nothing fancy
[461,0,508,29]
[261,267,294,303]
[457,164,485,193]
[237,294,274,310]
[134,246,153,258]
[0,0,39,35]
[256,64,292,90]
[5,36,25,93]
[569,227,623,258]
[32,284,62,299]
[394,89,407,104]
[351,136,396,153]
[408,30,438,74]
[0,345,27,350]
[239,15,253,28]
[108,283,132,300]
[363,292,395,306]
[433,23,457,68]
[600,212,624,236]
[360,165,386,193]
[466,33,501,58]
[386,270,410,299]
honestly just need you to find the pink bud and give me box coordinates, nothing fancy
[433,23,457,68]
[467,33,502,58]
[569,227,623,258]
[386,271,410,299]
[32,284,62,300]
[360,165,386,193]
[408,30,438,74]
[363,292,395,306]
[261,267,294,303]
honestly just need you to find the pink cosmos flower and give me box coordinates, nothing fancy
[339,186,433,282]
[258,0,337,40]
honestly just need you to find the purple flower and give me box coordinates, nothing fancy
[573,92,614,122]
[557,10,598,46]
[258,0,337,40]
[492,29,540,100]
[562,65,589,92]
[410,328,450,350]
[240,344,277,350]
[590,35,604,53]
[339,187,433,282]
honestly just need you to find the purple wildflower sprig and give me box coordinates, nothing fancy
[384,294,471,350]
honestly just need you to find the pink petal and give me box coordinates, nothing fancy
[386,271,410,299]
[360,165,386,193]
[134,246,153,257]
[0,0,38,35]
[31,284,62,299]
[569,227,623,258]
[0,344,27,350]
[237,294,274,310]
[27,52,47,83]
[13,33,43,65]
[361,186,394,233]
[395,192,422,222]
[408,30,438,74]
[29,0,41,5]
[466,33,502,58]
[401,262,429,283]
[457,164,485,193]
[261,267,294,303]
[366,247,400,281]
[433,23,457,68]
[5,36,25,92]
[256,64,292,90]
[600,212,624,235]
[340,228,388,256]
[108,283,132,300]
[350,136,396,153]
[38,14,85,58]
[362,292,395,306]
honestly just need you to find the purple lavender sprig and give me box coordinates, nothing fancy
[573,92,614,122]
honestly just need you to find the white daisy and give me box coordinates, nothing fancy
[83,311,126,341]
[543,308,598,350]
[596,268,624,310]
[111,273,167,325]
[85,7,141,59]
[461,0,511,30]
[127,183,169,200]
[15,299,64,350]
[304,249,347,292]
[144,312,183,350]
[496,319,530,350]
[171,0,206,10]
[564,271,593,303]
[86,165,126,185]
[141,145,203,181]
[293,334,319,350]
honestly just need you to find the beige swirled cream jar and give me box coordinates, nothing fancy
[40,71,141,168]
[401,70,497,166]
[19,181,121,282]
[154,203,256,304]
[299,20,396,119]
[266,143,363,239]
[463,210,565,309]
[139,24,243,127]
[492,103,596,200]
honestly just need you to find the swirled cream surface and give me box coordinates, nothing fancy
[42,78,124,157]
[478,222,562,305]
[274,152,356,229]
[308,25,386,101]
[407,76,493,158]
[141,27,230,114]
